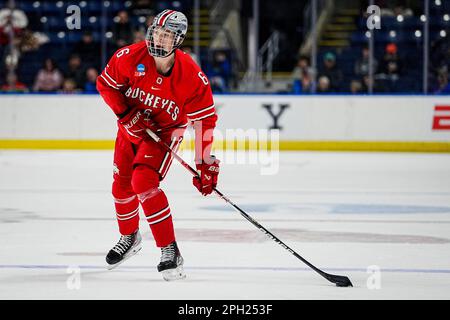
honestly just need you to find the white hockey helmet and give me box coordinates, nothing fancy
[145,9,188,58]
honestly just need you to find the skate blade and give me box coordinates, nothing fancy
[106,243,142,270]
[161,265,186,281]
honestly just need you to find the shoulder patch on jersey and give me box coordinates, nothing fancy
[135,63,146,76]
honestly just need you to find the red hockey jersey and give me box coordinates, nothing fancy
[97,41,217,160]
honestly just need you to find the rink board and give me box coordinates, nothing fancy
[0,95,449,151]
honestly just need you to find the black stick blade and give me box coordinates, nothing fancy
[326,273,353,287]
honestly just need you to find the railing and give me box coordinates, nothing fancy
[240,31,281,92]
[302,0,328,41]
[257,30,280,85]
[209,0,237,41]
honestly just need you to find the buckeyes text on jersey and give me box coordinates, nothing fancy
[99,41,215,130]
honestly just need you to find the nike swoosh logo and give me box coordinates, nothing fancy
[144,155,153,158]
[151,86,161,90]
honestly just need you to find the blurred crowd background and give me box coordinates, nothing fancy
[0,0,449,94]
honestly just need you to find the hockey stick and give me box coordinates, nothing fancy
[146,128,353,287]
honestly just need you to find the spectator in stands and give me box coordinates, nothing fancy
[133,29,146,43]
[1,72,28,93]
[301,73,314,94]
[433,71,450,94]
[293,70,313,94]
[350,80,363,94]
[0,4,47,72]
[292,56,314,93]
[33,58,63,92]
[113,11,134,48]
[381,43,401,76]
[292,57,314,94]
[430,37,450,93]
[292,56,314,78]
[319,52,343,92]
[431,37,450,72]
[207,51,232,92]
[210,76,227,93]
[355,46,378,77]
[0,4,28,46]
[215,51,232,79]
[378,43,402,91]
[59,78,81,94]
[317,76,331,93]
[66,54,85,90]
[72,31,101,70]
[0,5,29,73]
[362,74,384,93]
[84,68,99,94]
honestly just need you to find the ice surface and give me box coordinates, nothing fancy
[0,150,450,299]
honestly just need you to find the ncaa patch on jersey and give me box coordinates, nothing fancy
[135,64,146,76]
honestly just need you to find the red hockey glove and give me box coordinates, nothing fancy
[193,156,220,196]
[118,108,155,143]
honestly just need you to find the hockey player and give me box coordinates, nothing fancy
[96,9,220,281]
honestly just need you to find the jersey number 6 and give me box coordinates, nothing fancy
[198,72,209,85]
[116,48,130,58]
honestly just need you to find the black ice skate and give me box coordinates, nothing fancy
[106,230,142,270]
[157,241,186,281]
